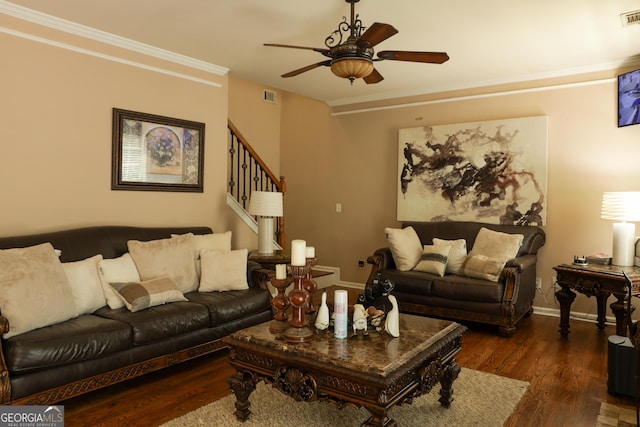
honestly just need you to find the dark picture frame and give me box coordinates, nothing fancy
[112,108,205,192]
[618,69,640,127]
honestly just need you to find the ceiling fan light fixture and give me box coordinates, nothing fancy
[330,57,374,83]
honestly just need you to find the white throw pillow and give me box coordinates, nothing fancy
[128,234,198,293]
[470,228,524,261]
[98,253,141,309]
[110,276,187,313]
[385,226,423,271]
[63,254,106,314]
[0,243,80,338]
[413,244,451,277]
[433,238,467,275]
[199,248,249,292]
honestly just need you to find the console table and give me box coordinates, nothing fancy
[553,263,640,336]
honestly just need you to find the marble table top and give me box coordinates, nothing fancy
[226,314,463,378]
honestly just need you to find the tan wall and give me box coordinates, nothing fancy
[281,77,640,315]
[0,15,240,245]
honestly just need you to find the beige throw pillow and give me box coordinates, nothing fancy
[128,234,198,293]
[199,248,249,292]
[470,228,524,261]
[172,231,233,278]
[63,254,106,314]
[433,238,467,275]
[110,276,187,313]
[0,243,80,338]
[385,226,423,271]
[461,254,506,282]
[413,244,451,276]
[98,253,141,309]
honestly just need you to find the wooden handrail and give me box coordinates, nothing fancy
[228,120,286,248]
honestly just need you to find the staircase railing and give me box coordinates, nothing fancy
[228,120,286,248]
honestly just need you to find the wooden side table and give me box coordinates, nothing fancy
[248,250,291,270]
[553,263,640,336]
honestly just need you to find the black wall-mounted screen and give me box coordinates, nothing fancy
[618,68,640,127]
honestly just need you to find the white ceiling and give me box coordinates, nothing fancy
[4,0,640,106]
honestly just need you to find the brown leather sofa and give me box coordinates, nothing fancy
[366,221,546,337]
[0,226,272,405]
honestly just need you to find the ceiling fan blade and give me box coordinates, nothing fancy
[364,68,384,84]
[357,22,398,48]
[281,60,332,78]
[264,43,330,56]
[377,50,449,64]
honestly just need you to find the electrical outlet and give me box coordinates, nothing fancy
[358,260,365,269]
[535,277,542,290]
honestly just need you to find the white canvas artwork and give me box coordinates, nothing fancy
[397,116,548,225]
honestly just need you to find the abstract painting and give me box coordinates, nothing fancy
[398,116,548,225]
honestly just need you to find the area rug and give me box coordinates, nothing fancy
[162,368,529,427]
[598,402,638,426]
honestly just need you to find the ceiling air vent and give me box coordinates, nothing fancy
[263,90,277,104]
[621,10,640,27]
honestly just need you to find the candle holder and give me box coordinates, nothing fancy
[303,257,318,314]
[284,264,314,343]
[269,276,294,334]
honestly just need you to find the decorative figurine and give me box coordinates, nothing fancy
[352,304,368,332]
[385,294,400,337]
[314,291,330,331]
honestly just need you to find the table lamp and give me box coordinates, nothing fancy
[248,191,283,255]
[601,192,640,266]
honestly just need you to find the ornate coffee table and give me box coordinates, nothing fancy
[223,314,466,426]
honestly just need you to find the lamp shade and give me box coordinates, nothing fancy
[248,191,283,217]
[601,192,640,221]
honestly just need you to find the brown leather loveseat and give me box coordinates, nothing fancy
[366,221,546,337]
[0,225,272,405]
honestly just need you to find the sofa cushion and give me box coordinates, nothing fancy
[94,301,209,345]
[4,314,132,373]
[110,276,187,313]
[413,245,451,277]
[199,249,249,292]
[128,234,198,293]
[172,231,232,278]
[385,226,422,271]
[63,254,107,314]
[379,269,433,296]
[98,253,141,309]
[0,243,80,338]
[432,238,467,274]
[185,288,271,326]
[431,276,505,303]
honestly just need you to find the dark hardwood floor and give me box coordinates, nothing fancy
[61,287,637,426]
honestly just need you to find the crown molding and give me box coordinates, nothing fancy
[0,0,228,76]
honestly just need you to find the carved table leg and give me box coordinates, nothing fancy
[595,293,609,330]
[611,294,635,337]
[227,371,257,421]
[555,285,576,336]
[361,407,396,427]
[439,359,461,408]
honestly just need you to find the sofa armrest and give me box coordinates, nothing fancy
[366,248,396,288]
[505,254,537,272]
[247,261,273,291]
[0,314,10,404]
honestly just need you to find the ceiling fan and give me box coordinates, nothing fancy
[264,0,449,84]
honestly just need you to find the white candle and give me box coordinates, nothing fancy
[275,264,287,280]
[305,246,315,258]
[291,239,306,266]
[334,290,348,339]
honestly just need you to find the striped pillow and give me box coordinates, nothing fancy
[110,276,186,312]
[413,244,451,277]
